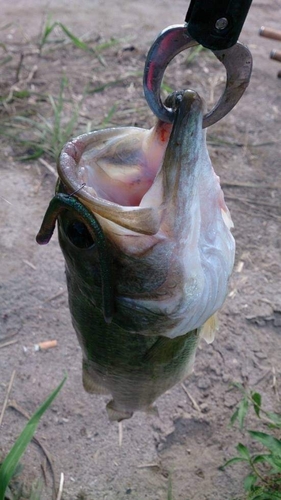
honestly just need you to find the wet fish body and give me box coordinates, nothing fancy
[37,90,235,420]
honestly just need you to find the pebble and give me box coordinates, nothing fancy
[200,403,209,413]
[197,377,211,390]
[254,352,267,360]
[225,343,234,351]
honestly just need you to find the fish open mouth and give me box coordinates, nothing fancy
[57,90,207,235]
[38,90,235,336]
[58,128,165,234]
[58,114,174,234]
[74,122,172,208]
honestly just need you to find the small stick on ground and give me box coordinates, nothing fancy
[272,367,280,400]
[225,194,281,209]
[14,53,24,84]
[181,383,201,413]
[44,289,66,303]
[23,259,37,270]
[118,421,123,447]
[137,463,160,469]
[38,158,57,178]
[0,196,12,205]
[0,339,19,349]
[221,181,281,189]
[5,64,38,104]
[56,472,64,500]
[41,456,48,486]
[253,369,271,386]
[0,369,16,426]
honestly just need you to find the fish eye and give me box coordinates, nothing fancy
[65,220,95,249]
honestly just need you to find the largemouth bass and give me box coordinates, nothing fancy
[37,90,235,421]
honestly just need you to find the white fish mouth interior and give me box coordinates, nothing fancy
[76,128,169,208]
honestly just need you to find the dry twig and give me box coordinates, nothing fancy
[23,259,37,270]
[38,158,57,177]
[225,194,281,210]
[272,366,280,400]
[5,64,38,104]
[0,339,19,349]
[137,463,160,469]
[56,472,64,500]
[118,421,123,447]
[44,289,66,303]
[181,383,201,412]
[0,370,16,426]
[221,181,281,189]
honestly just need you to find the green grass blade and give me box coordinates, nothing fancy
[251,392,262,418]
[219,456,248,470]
[88,71,142,94]
[88,80,123,93]
[249,431,281,456]
[263,453,281,470]
[101,104,118,127]
[95,38,120,51]
[0,55,13,66]
[252,492,281,500]
[0,23,13,31]
[29,479,43,500]
[185,45,205,64]
[0,376,66,500]
[39,18,57,49]
[58,23,90,51]
[237,397,249,430]
[230,407,239,426]
[244,473,257,492]
[19,147,45,161]
[161,82,173,94]
[167,474,173,500]
[236,443,251,460]
[266,412,281,427]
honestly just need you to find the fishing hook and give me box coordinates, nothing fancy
[68,182,86,197]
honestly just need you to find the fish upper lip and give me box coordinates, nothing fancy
[57,90,204,235]
[58,130,162,235]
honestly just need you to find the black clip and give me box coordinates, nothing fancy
[185,0,253,51]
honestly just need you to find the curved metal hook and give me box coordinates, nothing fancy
[36,193,114,324]
[143,24,252,127]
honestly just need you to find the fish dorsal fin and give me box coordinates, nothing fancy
[199,314,219,344]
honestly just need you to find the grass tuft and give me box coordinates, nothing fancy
[38,16,118,66]
[0,376,66,500]
[1,76,82,162]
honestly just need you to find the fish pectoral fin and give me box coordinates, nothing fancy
[82,361,109,395]
[199,314,219,344]
[106,400,133,422]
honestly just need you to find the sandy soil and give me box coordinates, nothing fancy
[1,0,281,499]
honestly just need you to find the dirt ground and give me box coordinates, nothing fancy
[1,0,281,499]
